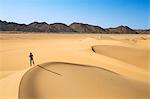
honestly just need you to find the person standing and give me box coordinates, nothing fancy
[29,52,35,66]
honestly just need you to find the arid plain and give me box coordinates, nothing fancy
[0,33,150,99]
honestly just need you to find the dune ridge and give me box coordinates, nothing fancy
[92,45,150,70]
[18,62,149,99]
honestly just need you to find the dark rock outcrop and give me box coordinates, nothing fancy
[107,26,138,34]
[0,20,149,34]
[28,22,53,32]
[69,22,106,33]
[0,20,75,32]
[0,20,40,32]
[135,29,150,34]
[50,23,75,32]
[28,22,75,32]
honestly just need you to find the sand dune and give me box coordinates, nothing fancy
[0,68,30,99]
[92,45,150,70]
[19,62,149,99]
[0,34,149,99]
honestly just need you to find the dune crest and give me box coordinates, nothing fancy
[19,62,149,99]
[92,45,150,70]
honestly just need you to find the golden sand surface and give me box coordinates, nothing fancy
[0,33,149,99]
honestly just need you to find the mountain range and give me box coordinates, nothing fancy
[0,20,149,34]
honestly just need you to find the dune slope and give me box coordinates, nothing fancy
[19,62,149,99]
[92,45,150,70]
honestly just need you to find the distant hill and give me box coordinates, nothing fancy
[69,22,106,33]
[0,20,39,32]
[106,26,138,34]
[135,29,150,34]
[50,23,75,32]
[28,22,75,32]
[0,20,149,34]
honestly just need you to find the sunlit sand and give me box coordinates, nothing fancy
[0,33,150,99]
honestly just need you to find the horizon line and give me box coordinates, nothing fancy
[0,19,149,30]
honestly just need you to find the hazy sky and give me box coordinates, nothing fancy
[0,0,149,29]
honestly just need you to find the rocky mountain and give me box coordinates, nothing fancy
[0,20,75,33]
[107,26,138,34]
[28,22,75,32]
[0,20,43,32]
[135,29,150,34]
[0,20,149,34]
[69,22,106,33]
[28,22,51,32]
[50,23,75,32]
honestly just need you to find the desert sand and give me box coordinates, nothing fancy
[0,33,150,99]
